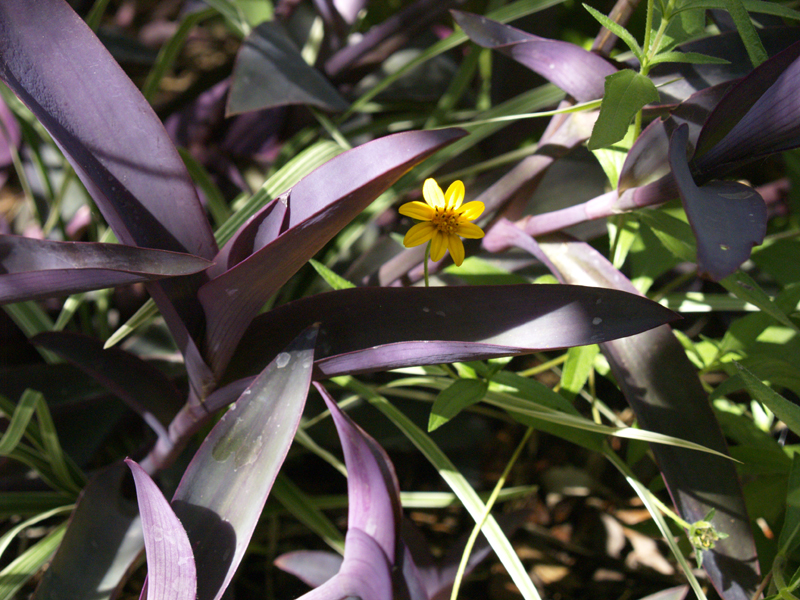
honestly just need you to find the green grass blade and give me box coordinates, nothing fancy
[0,521,67,600]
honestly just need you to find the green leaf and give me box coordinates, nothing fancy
[736,362,800,437]
[0,521,67,600]
[582,4,643,59]
[723,0,768,67]
[648,51,731,68]
[429,378,488,431]
[559,345,599,402]
[309,259,356,291]
[778,454,800,556]
[588,71,659,151]
[720,271,800,333]
[638,209,696,262]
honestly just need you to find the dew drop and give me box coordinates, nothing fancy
[276,352,291,368]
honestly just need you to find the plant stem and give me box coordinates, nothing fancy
[423,242,431,287]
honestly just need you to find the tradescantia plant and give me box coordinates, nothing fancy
[0,1,679,599]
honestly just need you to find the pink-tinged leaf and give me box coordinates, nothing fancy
[274,551,343,588]
[451,11,616,102]
[317,383,402,562]
[694,40,800,175]
[669,124,766,281]
[32,332,183,435]
[227,21,348,115]
[199,128,467,376]
[170,327,317,600]
[33,463,144,600]
[126,459,196,600]
[223,284,677,382]
[296,528,393,600]
[0,235,211,304]
[530,233,759,600]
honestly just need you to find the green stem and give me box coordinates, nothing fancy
[423,242,431,288]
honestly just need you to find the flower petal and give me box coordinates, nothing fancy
[444,180,465,210]
[447,234,465,266]
[399,201,435,221]
[403,222,436,247]
[423,178,445,209]
[455,221,485,239]
[458,201,484,220]
[430,231,447,261]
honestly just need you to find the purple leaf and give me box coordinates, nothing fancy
[694,40,800,174]
[199,128,467,376]
[227,21,348,115]
[317,382,402,562]
[126,459,196,600]
[668,124,766,280]
[0,235,211,304]
[33,463,144,600]
[451,11,616,102]
[274,551,343,588]
[32,332,183,435]
[224,284,677,382]
[170,327,316,600]
[531,233,759,600]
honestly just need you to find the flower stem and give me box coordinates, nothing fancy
[423,242,431,287]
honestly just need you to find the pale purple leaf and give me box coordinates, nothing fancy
[451,11,616,101]
[126,459,196,600]
[170,327,317,600]
[274,551,343,588]
[223,284,677,382]
[199,128,466,376]
[0,235,211,304]
[669,124,766,280]
[317,383,402,562]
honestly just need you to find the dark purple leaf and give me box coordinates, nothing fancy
[33,463,144,600]
[694,40,800,174]
[274,551,343,588]
[530,233,759,600]
[170,327,316,600]
[317,382,402,561]
[223,284,677,382]
[451,11,616,102]
[32,332,183,434]
[126,459,196,600]
[0,235,211,304]
[669,124,766,280]
[227,21,348,115]
[296,528,393,600]
[199,128,467,376]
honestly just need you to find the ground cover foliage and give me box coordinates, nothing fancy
[3,0,800,598]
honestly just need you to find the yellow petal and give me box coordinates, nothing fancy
[403,222,436,247]
[444,180,465,210]
[430,231,447,261]
[456,221,485,239]
[423,178,445,209]
[399,201,435,221]
[447,234,465,266]
[458,201,484,220]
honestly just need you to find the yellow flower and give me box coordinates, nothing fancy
[399,178,484,266]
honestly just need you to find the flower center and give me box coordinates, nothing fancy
[432,208,460,234]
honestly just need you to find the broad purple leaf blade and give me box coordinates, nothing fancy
[451,10,616,102]
[297,528,393,600]
[126,459,196,600]
[199,128,467,376]
[171,327,317,600]
[224,284,677,382]
[32,332,183,433]
[531,233,759,600]
[694,40,800,174]
[317,382,402,562]
[33,463,144,600]
[0,235,211,304]
[227,21,348,115]
[669,124,766,280]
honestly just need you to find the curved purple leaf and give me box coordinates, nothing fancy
[694,40,800,174]
[530,233,759,600]
[227,21,348,115]
[669,124,766,280]
[126,459,196,600]
[317,383,402,562]
[451,11,616,102]
[33,463,144,600]
[32,332,183,434]
[0,235,211,304]
[199,128,467,376]
[170,327,316,600]
[274,551,343,589]
[223,284,677,382]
